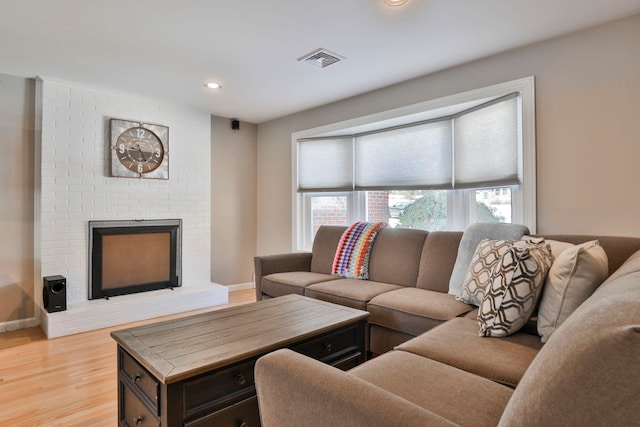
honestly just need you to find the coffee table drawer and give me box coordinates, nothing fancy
[291,324,360,364]
[183,358,256,418]
[121,383,160,427]
[331,351,363,370]
[120,349,159,413]
[185,396,260,427]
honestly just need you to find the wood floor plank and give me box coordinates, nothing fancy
[0,289,255,426]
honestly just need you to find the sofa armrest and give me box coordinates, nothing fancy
[254,252,313,300]
[255,349,457,427]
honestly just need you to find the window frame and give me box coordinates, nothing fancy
[292,77,536,251]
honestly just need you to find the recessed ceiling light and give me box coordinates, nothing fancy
[383,0,408,5]
[205,82,222,89]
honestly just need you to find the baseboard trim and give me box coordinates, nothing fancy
[0,317,40,333]
[227,282,255,291]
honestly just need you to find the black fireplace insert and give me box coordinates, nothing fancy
[89,219,182,299]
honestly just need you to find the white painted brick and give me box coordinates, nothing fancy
[37,78,213,329]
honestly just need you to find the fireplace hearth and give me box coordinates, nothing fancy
[89,219,182,300]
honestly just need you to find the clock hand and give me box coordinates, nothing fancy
[135,142,147,162]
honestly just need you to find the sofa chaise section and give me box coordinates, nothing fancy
[396,317,542,387]
[256,347,512,427]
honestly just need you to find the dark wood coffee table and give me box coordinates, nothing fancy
[111,294,369,427]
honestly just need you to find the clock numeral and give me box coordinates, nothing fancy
[137,164,144,173]
[155,148,161,158]
[119,143,125,154]
[136,128,146,138]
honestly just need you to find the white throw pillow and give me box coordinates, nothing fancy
[537,240,608,343]
[546,239,575,260]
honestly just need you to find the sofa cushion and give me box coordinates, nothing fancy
[310,225,347,274]
[478,239,553,337]
[498,259,640,426]
[539,234,640,276]
[449,223,529,296]
[350,350,513,427]
[367,227,428,286]
[367,287,474,337]
[457,239,515,306]
[537,240,608,342]
[396,317,542,387]
[305,279,403,310]
[261,272,338,297]
[416,231,463,292]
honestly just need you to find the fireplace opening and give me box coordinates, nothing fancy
[89,219,182,300]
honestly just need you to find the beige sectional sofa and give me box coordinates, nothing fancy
[253,224,640,426]
[255,225,640,356]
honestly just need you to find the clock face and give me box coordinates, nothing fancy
[116,127,164,174]
[110,119,169,179]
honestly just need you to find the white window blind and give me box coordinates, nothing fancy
[297,93,520,192]
[454,94,519,188]
[355,120,452,190]
[298,137,353,191]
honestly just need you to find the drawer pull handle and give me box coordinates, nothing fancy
[324,343,332,353]
[132,373,142,382]
[235,374,246,385]
[134,415,145,425]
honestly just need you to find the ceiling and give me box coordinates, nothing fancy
[2,1,640,124]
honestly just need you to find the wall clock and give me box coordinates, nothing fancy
[110,119,169,179]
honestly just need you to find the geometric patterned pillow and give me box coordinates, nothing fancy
[456,239,515,306]
[478,238,553,337]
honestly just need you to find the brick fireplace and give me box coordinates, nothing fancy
[35,77,228,338]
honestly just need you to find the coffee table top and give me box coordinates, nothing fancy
[111,294,369,383]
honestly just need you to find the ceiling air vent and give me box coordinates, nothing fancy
[298,48,344,69]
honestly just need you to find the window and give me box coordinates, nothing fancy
[293,78,535,251]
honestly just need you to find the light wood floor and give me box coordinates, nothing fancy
[0,289,256,427]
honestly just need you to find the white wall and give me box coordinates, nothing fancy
[256,13,640,255]
[37,78,213,305]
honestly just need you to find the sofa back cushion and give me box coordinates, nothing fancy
[416,231,463,292]
[539,234,640,276]
[498,250,640,426]
[448,223,530,296]
[310,226,347,274]
[368,228,429,286]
